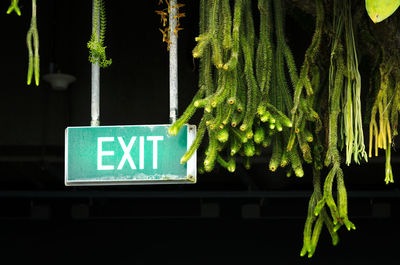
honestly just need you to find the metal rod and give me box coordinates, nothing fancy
[91,0,100,127]
[169,0,178,124]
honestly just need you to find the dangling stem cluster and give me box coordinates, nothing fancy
[170,0,297,173]
[369,52,400,184]
[7,0,21,16]
[88,0,112,68]
[167,0,400,258]
[272,0,325,179]
[26,0,40,86]
[300,169,339,258]
[340,0,368,165]
[155,0,185,50]
[291,0,323,111]
[301,0,357,258]
[268,0,303,177]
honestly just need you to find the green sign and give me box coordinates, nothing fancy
[65,124,196,185]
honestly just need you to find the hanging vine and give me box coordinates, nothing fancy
[26,0,40,86]
[166,0,400,257]
[87,0,112,68]
[7,0,21,16]
[156,0,185,50]
[340,0,368,165]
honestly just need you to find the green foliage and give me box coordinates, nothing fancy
[170,0,400,258]
[26,0,39,86]
[341,0,368,165]
[7,0,21,16]
[369,54,399,184]
[174,0,298,175]
[88,0,112,68]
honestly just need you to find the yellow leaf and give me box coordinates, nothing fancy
[365,0,400,23]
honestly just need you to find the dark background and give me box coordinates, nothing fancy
[0,0,399,264]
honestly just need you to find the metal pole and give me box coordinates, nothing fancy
[169,0,178,124]
[91,0,100,127]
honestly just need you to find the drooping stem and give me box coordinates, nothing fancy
[291,0,324,116]
[342,0,368,165]
[7,0,21,16]
[88,0,112,68]
[316,0,355,235]
[26,0,39,86]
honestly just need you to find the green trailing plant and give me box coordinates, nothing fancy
[321,0,356,235]
[290,0,323,119]
[26,0,40,86]
[88,0,112,68]
[267,0,315,178]
[169,0,346,257]
[369,53,400,184]
[169,0,296,173]
[363,0,400,185]
[7,0,21,16]
[167,0,400,258]
[301,1,359,258]
[6,0,39,86]
[341,0,368,165]
[272,0,327,179]
[296,0,354,258]
[301,170,339,258]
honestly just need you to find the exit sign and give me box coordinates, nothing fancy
[65,124,196,185]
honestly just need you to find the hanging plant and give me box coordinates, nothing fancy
[364,0,400,185]
[87,0,112,68]
[6,0,40,86]
[26,0,40,86]
[341,0,368,165]
[7,0,21,16]
[165,0,400,257]
[156,0,185,50]
[368,52,400,184]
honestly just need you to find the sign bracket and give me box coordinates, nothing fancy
[169,0,178,124]
[90,0,100,127]
[66,2,194,186]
